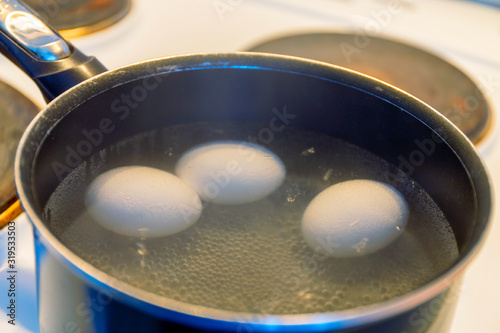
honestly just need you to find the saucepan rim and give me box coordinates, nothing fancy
[15,52,493,331]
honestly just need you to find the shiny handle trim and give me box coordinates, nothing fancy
[0,1,71,61]
[0,0,107,101]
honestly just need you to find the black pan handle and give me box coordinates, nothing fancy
[0,0,107,101]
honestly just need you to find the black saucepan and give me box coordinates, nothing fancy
[0,1,492,332]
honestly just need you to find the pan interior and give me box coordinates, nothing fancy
[18,57,487,325]
[43,119,459,314]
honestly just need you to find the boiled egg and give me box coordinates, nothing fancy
[301,179,409,257]
[175,141,286,205]
[85,166,202,238]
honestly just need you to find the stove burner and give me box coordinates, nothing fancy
[0,80,38,226]
[246,33,492,145]
[24,0,131,38]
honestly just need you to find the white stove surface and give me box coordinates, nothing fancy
[1,0,500,332]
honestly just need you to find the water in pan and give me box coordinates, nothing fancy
[44,121,458,314]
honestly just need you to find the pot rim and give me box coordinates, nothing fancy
[15,52,493,331]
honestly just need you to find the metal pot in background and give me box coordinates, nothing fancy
[0,1,492,332]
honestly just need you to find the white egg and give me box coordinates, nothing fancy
[85,166,202,238]
[301,179,409,257]
[175,141,286,205]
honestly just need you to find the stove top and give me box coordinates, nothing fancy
[245,32,494,145]
[1,1,499,332]
[23,0,131,38]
